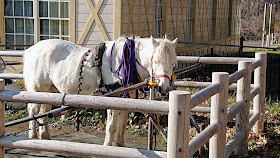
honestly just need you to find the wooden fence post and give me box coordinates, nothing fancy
[253,53,267,134]
[209,72,229,158]
[0,79,5,157]
[235,61,252,155]
[167,91,190,158]
[148,77,155,150]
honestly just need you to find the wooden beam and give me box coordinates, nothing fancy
[250,87,262,101]
[225,131,245,158]
[77,0,108,44]
[167,91,190,158]
[229,68,248,85]
[0,90,169,114]
[177,56,254,64]
[190,83,223,109]
[252,59,262,70]
[0,136,167,158]
[227,101,246,121]
[69,0,76,43]
[174,81,254,90]
[0,73,23,79]
[253,53,267,134]
[0,51,24,57]
[235,61,252,155]
[209,72,229,158]
[249,112,260,129]
[189,123,221,156]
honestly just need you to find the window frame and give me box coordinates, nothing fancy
[188,0,194,42]
[155,0,163,38]
[38,0,69,40]
[3,0,70,50]
[227,0,232,37]
[3,0,35,50]
[210,0,216,40]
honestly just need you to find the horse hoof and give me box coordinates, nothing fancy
[29,135,37,139]
[103,142,112,146]
[39,134,51,140]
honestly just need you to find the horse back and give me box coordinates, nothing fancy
[23,39,90,93]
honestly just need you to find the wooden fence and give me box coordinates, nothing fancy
[0,52,266,157]
[175,52,267,157]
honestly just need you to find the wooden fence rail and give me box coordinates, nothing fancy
[0,51,24,57]
[0,73,23,79]
[0,136,167,158]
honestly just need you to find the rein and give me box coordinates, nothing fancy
[110,39,141,89]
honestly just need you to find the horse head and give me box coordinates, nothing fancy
[149,36,178,95]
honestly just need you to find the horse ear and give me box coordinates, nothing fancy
[150,36,159,47]
[172,38,178,47]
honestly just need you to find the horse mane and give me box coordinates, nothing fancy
[113,36,177,67]
[153,38,178,67]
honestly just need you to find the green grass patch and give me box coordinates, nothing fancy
[5,108,28,122]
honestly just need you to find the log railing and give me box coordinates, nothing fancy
[176,52,267,157]
[0,79,193,157]
[0,52,266,157]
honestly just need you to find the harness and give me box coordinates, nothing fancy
[78,37,174,95]
[92,43,106,89]
[77,43,106,95]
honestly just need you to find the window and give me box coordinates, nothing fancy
[155,0,163,38]
[210,0,216,40]
[39,0,69,40]
[188,0,194,42]
[3,0,69,50]
[4,0,34,50]
[227,0,232,36]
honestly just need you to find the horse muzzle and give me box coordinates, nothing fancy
[158,86,171,96]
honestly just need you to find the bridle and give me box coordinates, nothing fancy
[149,51,173,82]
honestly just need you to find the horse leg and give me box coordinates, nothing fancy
[114,90,136,147]
[114,110,128,147]
[38,104,52,139]
[104,109,117,146]
[28,103,41,138]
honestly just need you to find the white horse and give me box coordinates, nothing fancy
[23,36,178,146]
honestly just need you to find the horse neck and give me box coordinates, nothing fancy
[134,39,153,80]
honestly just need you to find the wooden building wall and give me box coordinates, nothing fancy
[119,0,242,56]
[0,0,242,55]
[164,0,189,52]
[75,0,114,47]
[120,0,156,37]
[176,0,242,56]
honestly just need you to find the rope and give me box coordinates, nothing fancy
[109,39,142,95]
